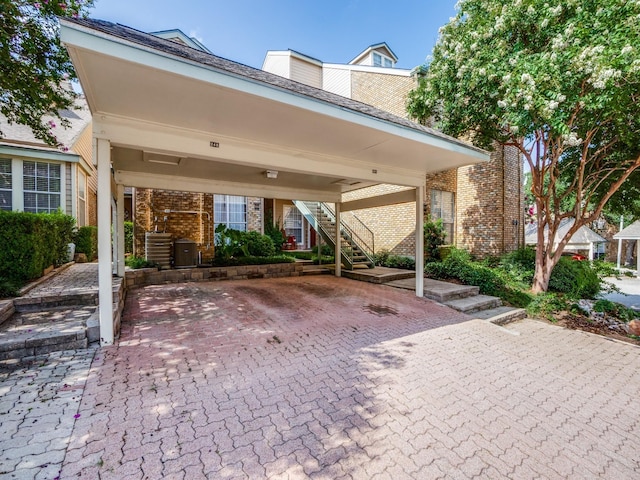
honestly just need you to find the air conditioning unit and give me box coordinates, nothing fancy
[174,238,197,268]
[145,232,172,269]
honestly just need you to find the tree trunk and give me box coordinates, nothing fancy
[531,252,556,294]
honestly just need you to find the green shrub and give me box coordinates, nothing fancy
[242,230,275,257]
[264,214,285,253]
[593,299,639,321]
[526,293,569,319]
[425,247,505,296]
[74,226,98,261]
[0,277,20,298]
[0,211,75,284]
[125,255,159,269]
[124,221,134,255]
[424,219,446,262]
[549,257,601,299]
[374,249,390,266]
[373,249,415,270]
[311,244,333,256]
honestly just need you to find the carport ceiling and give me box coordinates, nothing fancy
[61,18,489,200]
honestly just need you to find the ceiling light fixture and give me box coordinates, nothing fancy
[265,170,278,179]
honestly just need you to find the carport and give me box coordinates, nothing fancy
[59,18,488,345]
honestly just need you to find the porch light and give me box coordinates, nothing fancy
[265,170,278,179]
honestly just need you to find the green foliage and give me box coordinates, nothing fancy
[287,251,334,264]
[214,225,276,259]
[408,0,640,292]
[593,299,639,321]
[311,244,334,256]
[74,226,97,261]
[373,249,415,270]
[0,277,20,298]
[424,219,447,262]
[526,293,569,319]
[548,257,601,299]
[264,213,285,253]
[211,255,295,267]
[125,256,159,269]
[590,260,618,278]
[1,0,94,146]
[124,221,133,255]
[0,210,75,284]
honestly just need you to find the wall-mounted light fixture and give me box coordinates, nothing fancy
[265,170,278,179]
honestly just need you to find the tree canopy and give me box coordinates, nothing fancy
[0,0,94,146]
[408,0,640,292]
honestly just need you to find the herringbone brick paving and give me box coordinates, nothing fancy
[53,276,640,479]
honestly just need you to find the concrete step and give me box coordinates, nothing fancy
[444,294,502,314]
[473,307,527,325]
[422,280,479,302]
[0,306,96,361]
[302,265,331,276]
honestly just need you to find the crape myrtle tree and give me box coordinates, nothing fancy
[407,0,640,293]
[0,0,94,147]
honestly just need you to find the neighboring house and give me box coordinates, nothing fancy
[0,90,96,226]
[524,219,607,260]
[132,33,523,261]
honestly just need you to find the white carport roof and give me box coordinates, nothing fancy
[525,218,606,248]
[60,18,488,202]
[613,220,640,240]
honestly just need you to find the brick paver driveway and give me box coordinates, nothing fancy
[61,276,640,479]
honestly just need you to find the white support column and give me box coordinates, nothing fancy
[335,202,341,277]
[415,185,425,297]
[111,197,117,275]
[97,138,114,346]
[116,184,125,277]
[636,240,639,278]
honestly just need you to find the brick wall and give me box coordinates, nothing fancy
[456,145,523,257]
[134,190,264,263]
[351,71,416,119]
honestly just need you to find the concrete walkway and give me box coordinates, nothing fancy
[603,276,640,310]
[1,274,639,479]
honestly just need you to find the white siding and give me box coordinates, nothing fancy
[323,67,351,98]
[290,57,322,88]
[262,53,290,78]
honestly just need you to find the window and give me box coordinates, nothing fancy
[214,195,247,231]
[283,205,303,244]
[431,190,455,244]
[23,161,61,213]
[0,158,11,211]
[372,52,393,68]
[77,169,87,226]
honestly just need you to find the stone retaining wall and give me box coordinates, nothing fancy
[125,263,304,289]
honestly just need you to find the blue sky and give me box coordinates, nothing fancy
[89,1,458,70]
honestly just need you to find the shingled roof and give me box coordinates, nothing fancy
[64,17,485,156]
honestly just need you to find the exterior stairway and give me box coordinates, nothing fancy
[293,200,375,270]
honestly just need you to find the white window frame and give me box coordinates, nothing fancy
[372,51,394,68]
[77,168,87,226]
[431,189,455,244]
[22,160,63,214]
[214,194,247,231]
[283,205,304,246]
[0,158,12,211]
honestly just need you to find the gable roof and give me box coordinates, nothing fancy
[349,42,398,65]
[150,29,212,54]
[0,92,91,157]
[62,18,484,157]
[525,218,606,246]
[613,220,640,240]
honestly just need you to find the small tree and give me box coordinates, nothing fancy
[1,0,94,146]
[408,0,640,293]
[424,218,446,262]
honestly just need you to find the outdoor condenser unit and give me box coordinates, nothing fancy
[145,232,172,269]
[174,238,197,268]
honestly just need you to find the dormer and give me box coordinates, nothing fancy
[349,42,398,68]
[151,29,212,54]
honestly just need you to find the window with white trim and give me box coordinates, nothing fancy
[0,158,11,211]
[372,52,393,68]
[283,205,303,244]
[23,161,61,213]
[214,195,247,231]
[431,190,455,244]
[77,169,87,226]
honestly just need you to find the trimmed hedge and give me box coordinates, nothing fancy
[211,255,295,267]
[0,211,75,283]
[74,226,98,261]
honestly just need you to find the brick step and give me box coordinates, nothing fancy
[0,305,98,360]
[302,265,331,276]
[443,294,502,314]
[473,307,527,325]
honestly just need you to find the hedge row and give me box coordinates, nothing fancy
[0,211,75,283]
